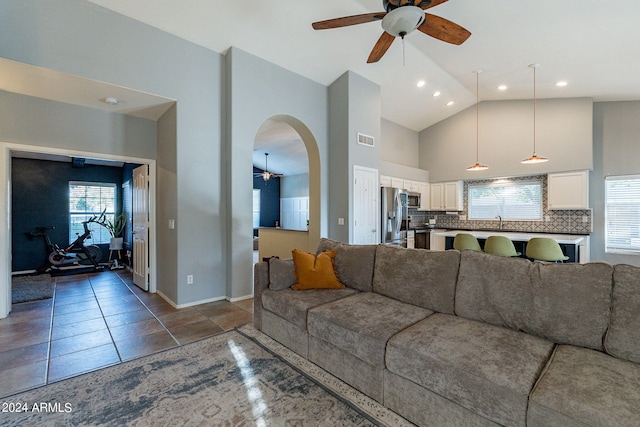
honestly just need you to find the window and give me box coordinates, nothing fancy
[69,182,117,244]
[605,175,640,254]
[253,189,261,229]
[468,180,542,220]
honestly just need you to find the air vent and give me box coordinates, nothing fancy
[357,132,375,147]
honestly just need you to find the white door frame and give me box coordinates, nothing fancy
[0,142,157,319]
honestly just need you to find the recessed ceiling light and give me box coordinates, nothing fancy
[497,85,508,91]
[446,101,455,106]
[556,81,568,87]
[102,97,120,105]
[433,91,441,97]
[417,80,426,88]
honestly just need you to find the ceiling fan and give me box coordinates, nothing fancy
[254,153,283,182]
[312,0,471,63]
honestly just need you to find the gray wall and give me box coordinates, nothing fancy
[328,73,351,243]
[225,47,329,299]
[1,0,224,305]
[281,174,309,198]
[381,118,420,168]
[419,98,593,182]
[0,91,157,159]
[591,101,640,266]
[328,71,381,243]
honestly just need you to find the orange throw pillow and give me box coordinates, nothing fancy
[291,249,345,291]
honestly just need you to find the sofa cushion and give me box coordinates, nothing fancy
[386,313,554,427]
[605,264,640,363]
[261,288,358,329]
[316,238,377,292]
[528,345,640,427]
[372,245,460,314]
[268,257,296,291]
[307,292,432,367]
[291,249,344,290]
[456,250,613,350]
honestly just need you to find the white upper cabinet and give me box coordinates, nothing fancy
[430,181,463,211]
[379,175,392,187]
[418,183,430,210]
[390,177,405,189]
[547,171,589,209]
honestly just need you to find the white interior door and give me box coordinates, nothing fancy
[132,164,149,291]
[353,166,378,244]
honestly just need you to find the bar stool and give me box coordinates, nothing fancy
[484,235,521,257]
[453,233,482,251]
[525,238,569,262]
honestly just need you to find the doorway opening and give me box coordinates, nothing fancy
[252,118,310,261]
[0,143,157,319]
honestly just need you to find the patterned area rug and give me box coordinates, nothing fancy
[11,274,52,303]
[1,326,413,426]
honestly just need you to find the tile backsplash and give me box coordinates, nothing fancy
[408,174,592,235]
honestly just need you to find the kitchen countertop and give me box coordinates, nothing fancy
[433,229,587,245]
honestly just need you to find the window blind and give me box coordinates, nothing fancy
[605,175,640,254]
[468,180,542,220]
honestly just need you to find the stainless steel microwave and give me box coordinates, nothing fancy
[407,192,421,208]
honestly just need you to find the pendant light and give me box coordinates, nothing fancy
[467,69,489,171]
[521,63,549,164]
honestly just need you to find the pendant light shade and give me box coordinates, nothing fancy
[467,69,489,171]
[522,64,549,164]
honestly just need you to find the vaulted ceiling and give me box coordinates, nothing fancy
[88,0,640,133]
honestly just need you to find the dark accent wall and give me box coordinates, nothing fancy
[12,158,124,272]
[253,167,280,230]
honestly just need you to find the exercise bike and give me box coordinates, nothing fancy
[26,211,105,274]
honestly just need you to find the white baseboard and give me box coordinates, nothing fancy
[228,294,254,303]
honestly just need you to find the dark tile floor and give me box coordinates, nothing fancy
[0,269,253,398]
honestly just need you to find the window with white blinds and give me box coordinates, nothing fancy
[69,182,116,244]
[468,180,543,220]
[605,175,640,254]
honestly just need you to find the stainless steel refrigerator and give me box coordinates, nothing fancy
[381,187,408,246]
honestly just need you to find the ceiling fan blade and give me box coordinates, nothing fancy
[419,0,449,10]
[367,31,396,63]
[312,12,386,30]
[418,14,471,45]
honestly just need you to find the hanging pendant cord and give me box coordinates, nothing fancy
[476,71,479,162]
[533,66,537,154]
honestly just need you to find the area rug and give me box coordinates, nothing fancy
[1,326,413,426]
[11,274,52,304]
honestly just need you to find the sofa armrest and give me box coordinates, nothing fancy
[253,261,269,330]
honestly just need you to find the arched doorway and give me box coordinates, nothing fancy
[253,118,310,260]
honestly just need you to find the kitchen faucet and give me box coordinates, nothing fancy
[496,215,503,230]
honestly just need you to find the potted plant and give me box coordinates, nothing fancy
[97,213,127,250]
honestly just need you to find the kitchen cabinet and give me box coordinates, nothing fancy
[418,183,430,210]
[547,171,589,209]
[379,175,391,187]
[430,181,463,210]
[404,180,421,193]
[391,177,404,189]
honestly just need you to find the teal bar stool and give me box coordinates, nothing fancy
[484,235,521,257]
[525,238,569,262]
[453,233,482,251]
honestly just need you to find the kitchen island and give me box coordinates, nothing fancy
[431,229,590,263]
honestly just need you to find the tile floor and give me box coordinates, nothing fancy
[0,269,253,398]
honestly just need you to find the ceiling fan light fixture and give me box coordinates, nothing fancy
[381,6,425,38]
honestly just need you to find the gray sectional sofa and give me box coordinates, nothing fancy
[253,238,640,426]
